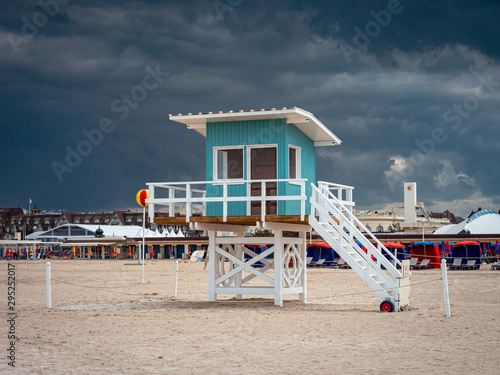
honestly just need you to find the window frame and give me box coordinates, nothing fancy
[288,145,301,184]
[213,146,245,181]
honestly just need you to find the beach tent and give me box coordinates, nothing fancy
[410,241,441,269]
[382,242,406,263]
[355,241,375,262]
[451,241,481,270]
[244,244,268,267]
[307,242,337,266]
[439,241,453,256]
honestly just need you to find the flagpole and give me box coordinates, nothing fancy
[30,199,36,260]
[142,205,145,283]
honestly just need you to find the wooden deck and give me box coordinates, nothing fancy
[153,215,309,226]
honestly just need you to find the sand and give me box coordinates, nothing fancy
[1,259,499,374]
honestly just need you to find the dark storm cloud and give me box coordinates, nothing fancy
[0,0,499,216]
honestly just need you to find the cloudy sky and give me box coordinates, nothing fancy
[1,0,499,217]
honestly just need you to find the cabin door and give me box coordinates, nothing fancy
[249,146,277,215]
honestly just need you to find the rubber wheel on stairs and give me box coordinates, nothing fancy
[380,300,394,312]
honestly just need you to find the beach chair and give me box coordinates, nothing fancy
[314,258,325,267]
[462,260,477,270]
[449,257,463,270]
[306,257,313,267]
[410,258,418,269]
[491,261,500,270]
[337,258,350,269]
[414,258,430,270]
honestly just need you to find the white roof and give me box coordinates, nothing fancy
[32,224,163,240]
[74,224,159,238]
[169,107,341,146]
[434,210,500,235]
[25,231,46,240]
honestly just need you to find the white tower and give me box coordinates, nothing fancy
[403,182,417,226]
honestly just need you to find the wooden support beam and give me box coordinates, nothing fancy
[154,215,309,226]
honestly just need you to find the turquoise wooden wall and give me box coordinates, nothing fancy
[206,119,315,216]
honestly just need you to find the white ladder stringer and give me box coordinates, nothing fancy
[309,183,405,311]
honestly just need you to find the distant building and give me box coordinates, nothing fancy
[0,205,195,240]
[0,207,25,240]
[354,182,458,233]
[434,209,500,235]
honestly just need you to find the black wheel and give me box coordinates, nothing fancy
[380,300,394,312]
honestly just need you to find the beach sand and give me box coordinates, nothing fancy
[2,259,499,374]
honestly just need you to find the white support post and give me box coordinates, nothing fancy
[202,191,207,216]
[299,231,307,303]
[46,262,51,308]
[300,181,305,221]
[235,242,243,300]
[223,182,228,222]
[274,230,283,307]
[441,259,451,317]
[148,185,155,221]
[169,188,175,217]
[186,183,192,222]
[208,230,217,301]
[261,181,266,223]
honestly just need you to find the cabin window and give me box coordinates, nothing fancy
[289,146,300,180]
[215,148,244,180]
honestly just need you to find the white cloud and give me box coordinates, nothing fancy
[433,160,476,188]
[428,193,497,218]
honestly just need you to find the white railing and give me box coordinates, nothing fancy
[317,181,355,214]
[311,184,401,277]
[146,179,307,223]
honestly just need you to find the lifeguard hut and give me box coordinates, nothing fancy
[145,107,409,311]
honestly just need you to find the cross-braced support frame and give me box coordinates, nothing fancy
[201,222,309,306]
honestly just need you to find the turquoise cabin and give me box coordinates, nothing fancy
[165,107,341,220]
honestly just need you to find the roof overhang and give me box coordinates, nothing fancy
[169,107,341,146]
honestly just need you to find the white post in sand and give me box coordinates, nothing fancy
[441,258,451,317]
[46,262,51,308]
[173,261,179,297]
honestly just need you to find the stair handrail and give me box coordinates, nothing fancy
[311,183,402,276]
[310,187,399,291]
[316,183,401,267]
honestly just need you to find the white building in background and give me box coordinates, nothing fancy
[25,224,164,242]
[355,182,457,233]
[434,209,500,235]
